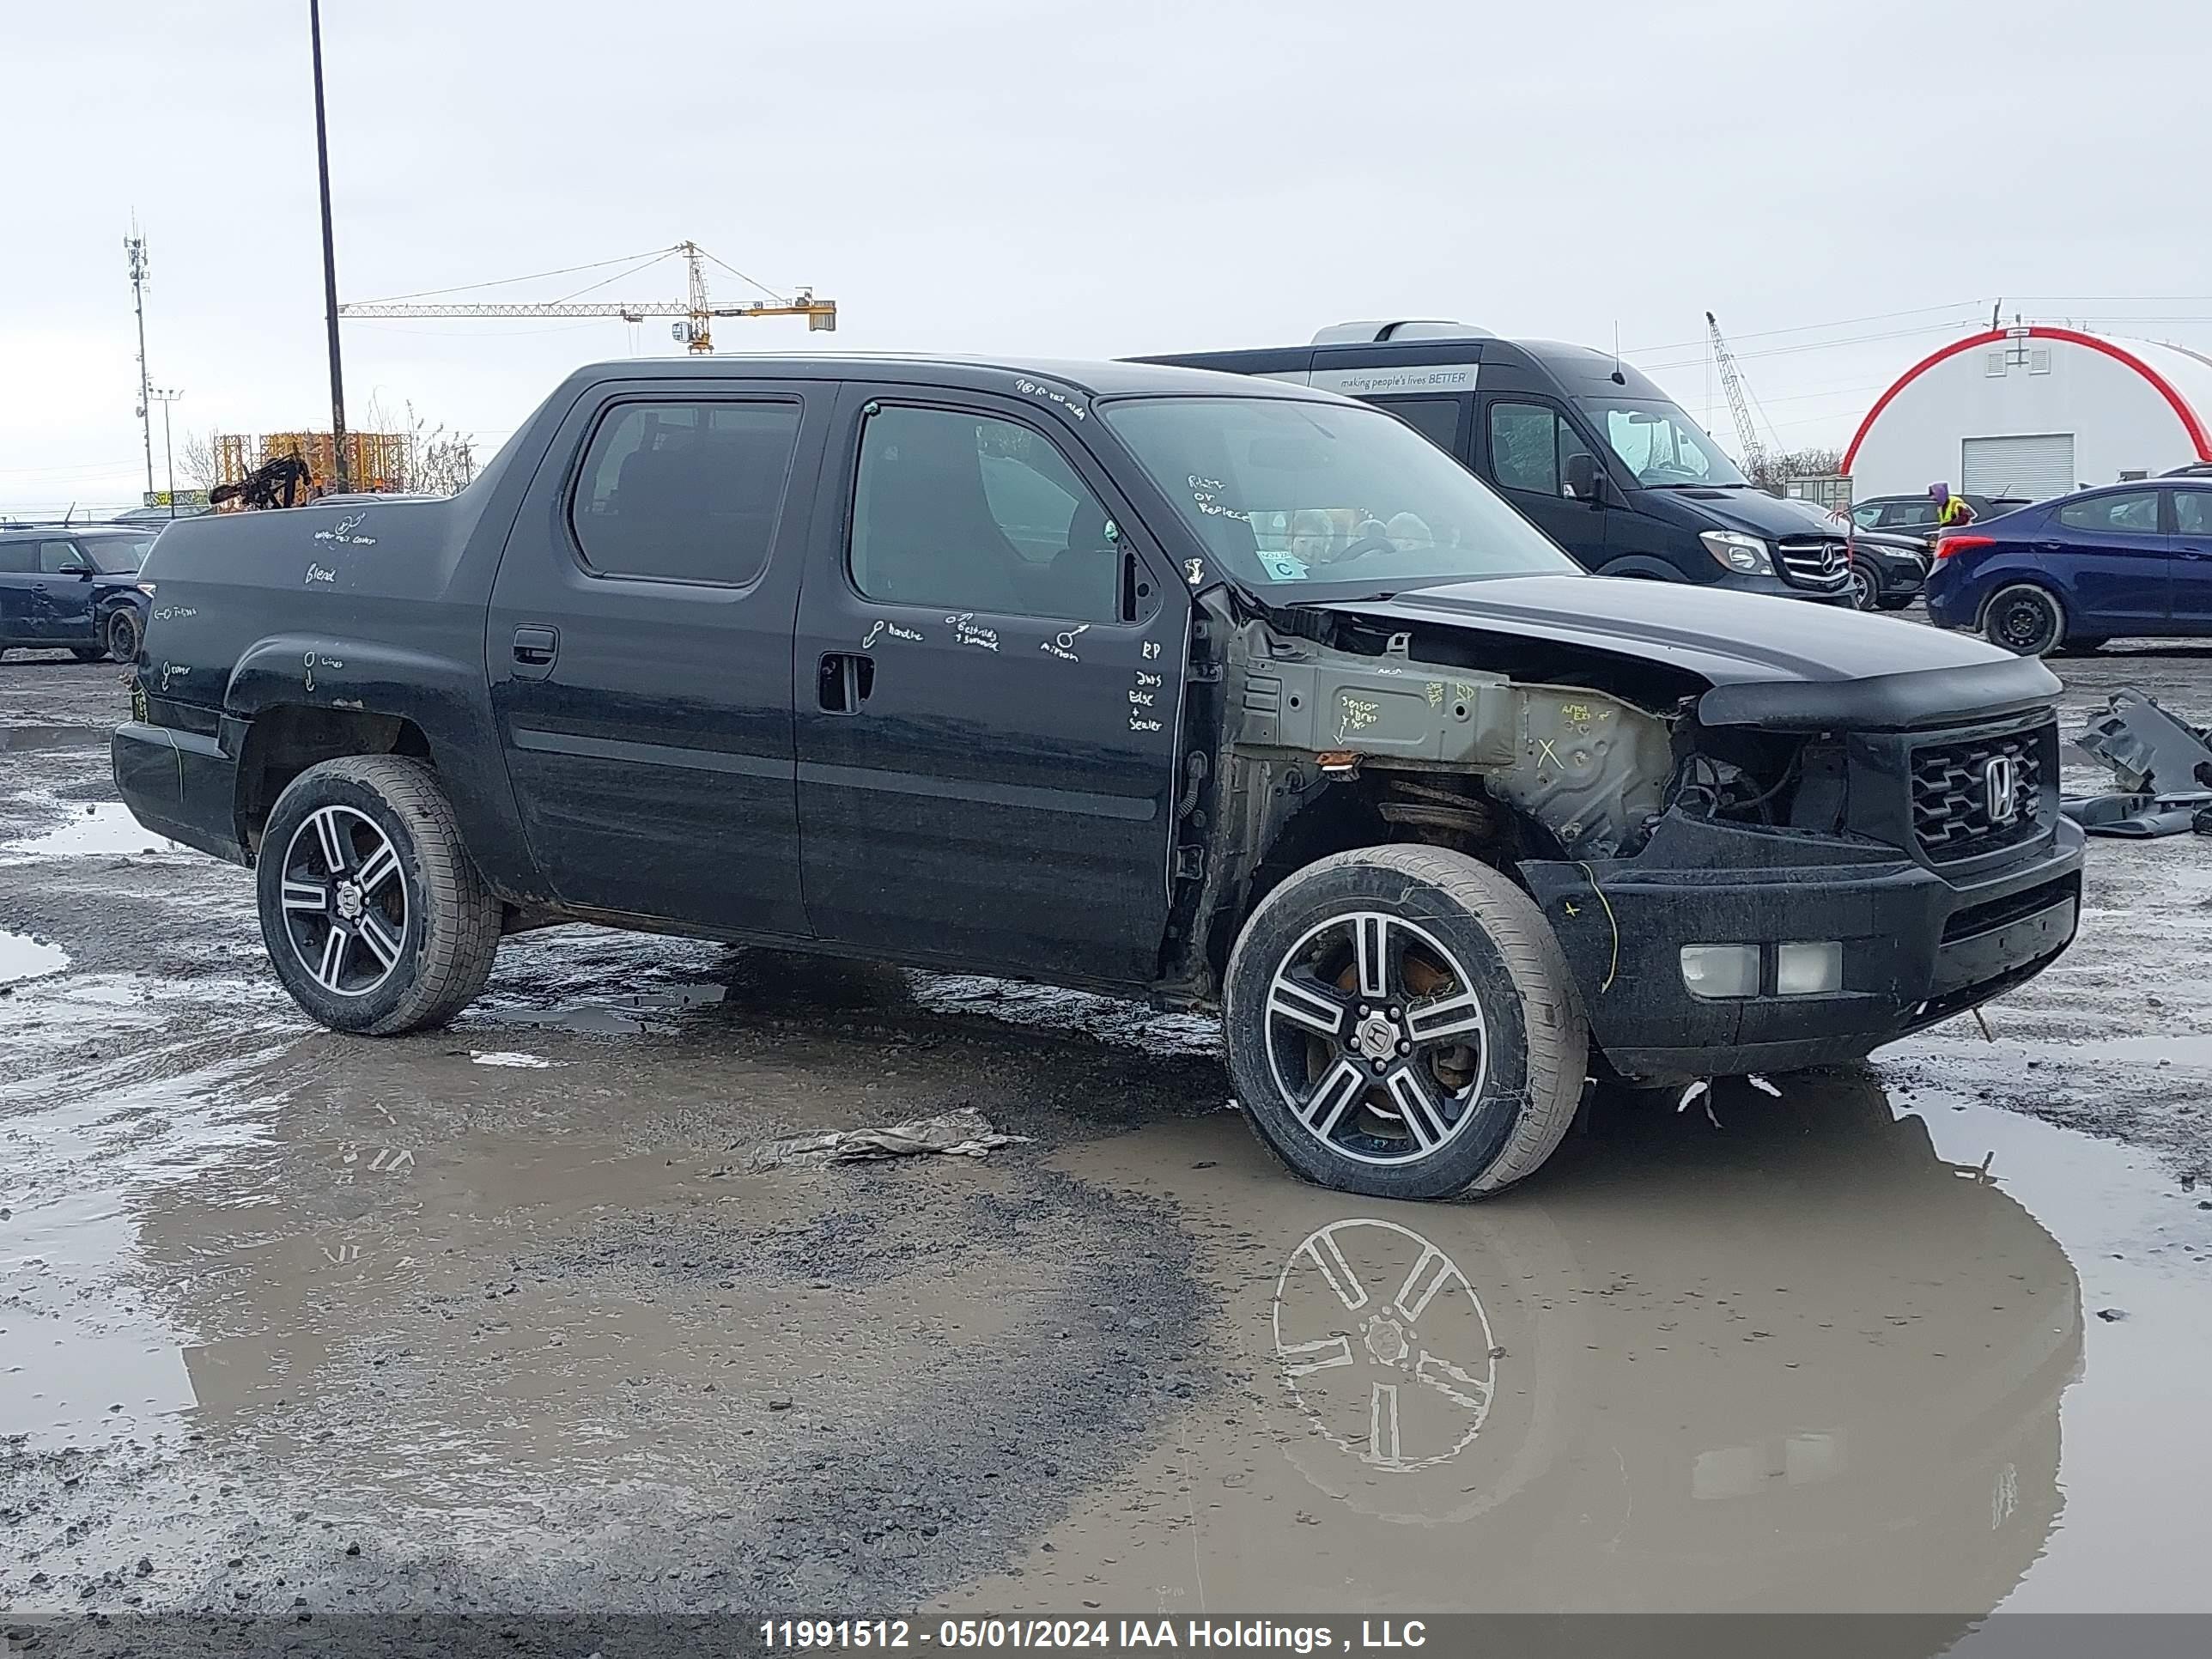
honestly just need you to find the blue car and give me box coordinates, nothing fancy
[1925,477,2212,655]
[0,526,156,663]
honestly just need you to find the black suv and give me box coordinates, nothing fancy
[0,527,155,663]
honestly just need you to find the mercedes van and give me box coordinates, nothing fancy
[1140,321,1851,603]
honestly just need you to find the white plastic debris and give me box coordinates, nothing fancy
[748,1106,1029,1172]
[1676,1078,1723,1129]
[469,1051,557,1068]
[1748,1073,1782,1097]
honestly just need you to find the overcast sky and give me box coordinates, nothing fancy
[6,0,2209,513]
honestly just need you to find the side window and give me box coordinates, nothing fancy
[2176,491,2211,536]
[850,405,1119,623]
[1489,402,1560,495]
[38,540,86,574]
[569,399,802,586]
[0,542,33,574]
[2057,491,2159,534]
[1376,398,1462,453]
[1850,504,1881,529]
[1489,402,1588,498]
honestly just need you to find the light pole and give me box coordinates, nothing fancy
[149,389,183,518]
[309,0,350,491]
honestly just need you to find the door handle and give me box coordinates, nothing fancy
[817,652,875,714]
[511,624,558,679]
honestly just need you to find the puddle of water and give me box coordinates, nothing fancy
[2015,1030,2212,1070]
[488,981,728,1036]
[0,928,68,987]
[0,723,103,753]
[959,1073,2212,1616]
[4,800,183,860]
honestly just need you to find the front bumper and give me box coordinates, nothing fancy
[113,719,247,864]
[1522,811,2084,1082]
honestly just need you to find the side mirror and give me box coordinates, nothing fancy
[1563,452,1601,503]
[62,563,95,580]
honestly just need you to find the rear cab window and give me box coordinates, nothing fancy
[569,400,803,586]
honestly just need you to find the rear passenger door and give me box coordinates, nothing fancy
[2044,489,2169,630]
[2165,487,2212,629]
[1479,398,1604,567]
[486,381,823,937]
[791,385,1186,987]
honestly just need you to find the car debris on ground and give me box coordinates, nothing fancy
[745,1105,1030,1170]
[2062,689,2212,838]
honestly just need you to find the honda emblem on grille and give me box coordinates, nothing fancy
[1984,754,2020,822]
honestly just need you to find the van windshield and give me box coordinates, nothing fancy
[1101,397,1580,591]
[1578,398,1749,488]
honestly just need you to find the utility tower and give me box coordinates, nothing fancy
[125,222,155,501]
[340,241,836,353]
[1704,311,1767,479]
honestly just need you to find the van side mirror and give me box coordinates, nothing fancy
[1563,452,1601,503]
[62,563,95,580]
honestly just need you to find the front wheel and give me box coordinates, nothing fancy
[1982,583,2065,656]
[104,608,141,664]
[1223,846,1589,1200]
[1844,560,1878,611]
[256,755,502,1035]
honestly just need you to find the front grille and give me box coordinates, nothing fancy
[1774,537,1850,592]
[1911,726,2048,861]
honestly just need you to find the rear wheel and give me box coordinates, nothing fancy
[104,609,141,664]
[1982,583,2065,656]
[1223,846,1589,1200]
[256,755,502,1035]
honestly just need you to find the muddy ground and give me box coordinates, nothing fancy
[3,636,2210,1632]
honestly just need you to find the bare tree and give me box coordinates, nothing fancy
[360,394,478,495]
[176,428,221,490]
[1746,446,1845,490]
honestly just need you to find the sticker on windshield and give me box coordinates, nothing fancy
[1258,552,1310,581]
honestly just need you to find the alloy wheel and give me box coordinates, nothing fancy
[1262,911,1489,1168]
[277,805,408,996]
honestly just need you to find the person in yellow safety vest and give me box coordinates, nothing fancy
[1929,483,1977,528]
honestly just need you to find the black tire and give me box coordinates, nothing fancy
[2053,636,2108,658]
[1223,845,1589,1200]
[256,755,501,1035]
[1844,560,1878,611]
[1982,583,2065,656]
[104,609,141,665]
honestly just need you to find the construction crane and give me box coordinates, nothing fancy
[339,241,835,354]
[1704,310,1767,479]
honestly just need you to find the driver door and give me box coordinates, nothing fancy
[792,384,1188,988]
[32,539,99,642]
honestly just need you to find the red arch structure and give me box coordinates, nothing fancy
[1841,325,2212,475]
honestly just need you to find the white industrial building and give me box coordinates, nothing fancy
[1843,325,2212,501]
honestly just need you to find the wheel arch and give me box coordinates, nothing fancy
[236,704,436,858]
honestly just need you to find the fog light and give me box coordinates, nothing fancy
[1776,940,1843,996]
[1680,945,1759,1000]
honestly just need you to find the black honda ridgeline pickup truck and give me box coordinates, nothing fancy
[115,357,2084,1200]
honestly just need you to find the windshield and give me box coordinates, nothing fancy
[1101,397,1580,591]
[81,535,154,574]
[1578,397,1748,488]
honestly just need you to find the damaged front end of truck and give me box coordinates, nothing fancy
[1161,580,2087,1084]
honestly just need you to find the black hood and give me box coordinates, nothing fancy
[1320,575,2060,732]
[1650,483,1852,540]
